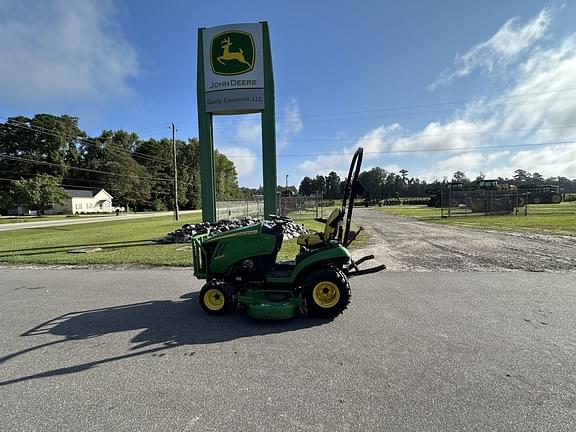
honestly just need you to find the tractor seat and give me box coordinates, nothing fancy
[297,207,344,248]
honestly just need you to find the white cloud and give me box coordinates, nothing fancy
[509,144,576,178]
[297,124,401,177]
[358,124,401,156]
[0,0,139,103]
[233,116,262,145]
[429,6,554,89]
[415,152,484,182]
[228,98,303,151]
[277,98,303,149]
[350,7,576,184]
[399,10,576,182]
[391,119,493,153]
[218,146,257,178]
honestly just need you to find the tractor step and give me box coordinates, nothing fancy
[268,261,296,279]
[268,269,292,278]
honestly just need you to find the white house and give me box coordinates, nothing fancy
[51,189,115,214]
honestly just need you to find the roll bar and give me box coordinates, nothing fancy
[338,147,364,247]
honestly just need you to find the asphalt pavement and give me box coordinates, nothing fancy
[1,269,575,431]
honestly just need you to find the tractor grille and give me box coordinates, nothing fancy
[191,234,209,278]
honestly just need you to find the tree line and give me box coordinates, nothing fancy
[298,168,430,200]
[299,167,576,202]
[0,114,242,213]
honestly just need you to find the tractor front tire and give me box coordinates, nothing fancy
[199,283,233,315]
[302,267,351,319]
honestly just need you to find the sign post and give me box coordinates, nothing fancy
[197,22,276,221]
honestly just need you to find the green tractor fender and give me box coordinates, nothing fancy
[268,243,351,286]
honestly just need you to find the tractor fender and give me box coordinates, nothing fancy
[290,245,351,285]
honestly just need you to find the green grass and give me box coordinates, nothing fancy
[0,215,341,267]
[0,215,200,266]
[0,215,84,224]
[376,202,576,233]
[376,205,442,219]
[277,219,325,261]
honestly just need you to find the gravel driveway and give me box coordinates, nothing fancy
[353,209,576,272]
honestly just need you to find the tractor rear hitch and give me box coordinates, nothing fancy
[348,254,386,277]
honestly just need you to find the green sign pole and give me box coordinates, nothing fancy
[197,28,217,222]
[260,21,277,217]
[197,22,276,221]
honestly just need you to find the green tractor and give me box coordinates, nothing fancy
[191,147,385,319]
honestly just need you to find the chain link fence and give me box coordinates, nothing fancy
[215,199,263,220]
[214,195,333,221]
[278,194,330,220]
[439,188,576,217]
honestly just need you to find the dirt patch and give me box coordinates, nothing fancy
[352,209,576,272]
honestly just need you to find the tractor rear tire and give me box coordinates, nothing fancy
[302,267,351,319]
[199,282,233,315]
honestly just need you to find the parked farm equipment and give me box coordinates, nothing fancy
[191,147,385,320]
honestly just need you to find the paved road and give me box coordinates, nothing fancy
[1,269,575,431]
[0,210,201,232]
[0,201,263,232]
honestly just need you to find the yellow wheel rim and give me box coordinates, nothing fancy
[312,281,340,308]
[204,288,225,311]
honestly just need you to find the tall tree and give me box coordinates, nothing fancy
[359,167,387,200]
[399,169,409,183]
[453,171,467,182]
[532,172,544,185]
[299,176,314,196]
[513,169,531,185]
[325,171,341,198]
[314,174,326,196]
[94,130,151,210]
[0,114,84,189]
[214,150,240,200]
[10,174,70,214]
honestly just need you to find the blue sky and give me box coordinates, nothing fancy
[1,0,575,188]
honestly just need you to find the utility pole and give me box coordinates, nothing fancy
[172,123,179,221]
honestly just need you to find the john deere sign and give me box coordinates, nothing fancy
[210,31,255,75]
[202,24,264,114]
[197,22,277,222]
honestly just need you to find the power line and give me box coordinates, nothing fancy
[0,154,173,183]
[5,87,576,141]
[221,139,576,159]
[211,123,576,145]
[0,169,144,190]
[0,117,170,164]
[173,89,576,129]
[0,117,200,175]
[0,175,119,190]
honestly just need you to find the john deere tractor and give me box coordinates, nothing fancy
[191,147,385,319]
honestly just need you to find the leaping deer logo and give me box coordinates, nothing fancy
[217,36,251,67]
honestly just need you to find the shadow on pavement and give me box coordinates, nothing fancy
[0,293,330,386]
